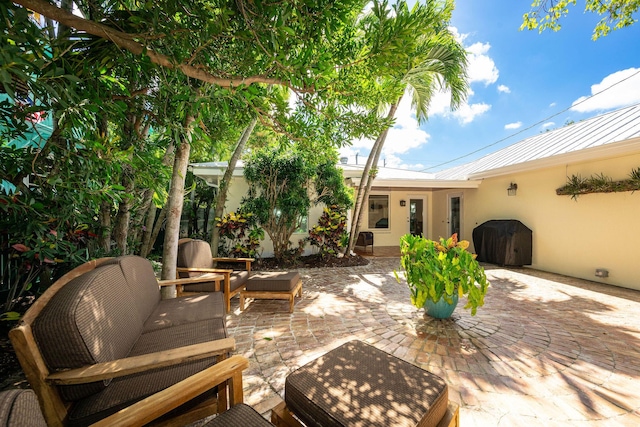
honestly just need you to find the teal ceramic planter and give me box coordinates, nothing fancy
[423,294,459,319]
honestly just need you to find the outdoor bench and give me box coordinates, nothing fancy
[9,255,248,426]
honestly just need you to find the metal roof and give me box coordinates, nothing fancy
[435,103,640,180]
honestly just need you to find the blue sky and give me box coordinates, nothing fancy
[339,0,640,172]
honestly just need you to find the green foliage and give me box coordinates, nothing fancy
[0,187,94,313]
[216,210,264,258]
[242,144,353,261]
[184,171,218,239]
[242,145,314,260]
[396,234,489,316]
[307,205,348,259]
[556,168,640,199]
[521,0,640,39]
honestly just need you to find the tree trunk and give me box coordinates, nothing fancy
[113,163,135,254]
[346,100,400,255]
[130,188,153,253]
[98,200,112,253]
[210,116,257,257]
[139,142,175,257]
[160,115,195,298]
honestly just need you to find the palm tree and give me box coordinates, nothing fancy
[346,0,469,254]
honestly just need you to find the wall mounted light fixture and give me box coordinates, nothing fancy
[400,200,406,207]
[507,182,518,196]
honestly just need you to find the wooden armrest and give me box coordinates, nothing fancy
[47,337,236,385]
[212,257,254,272]
[176,267,233,274]
[212,257,255,263]
[159,274,225,287]
[90,355,249,427]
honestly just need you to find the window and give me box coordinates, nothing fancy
[368,195,389,229]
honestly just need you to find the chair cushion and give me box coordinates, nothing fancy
[67,319,227,426]
[143,292,226,333]
[32,264,143,401]
[177,240,214,278]
[229,271,250,292]
[0,389,47,427]
[246,272,300,292]
[285,340,448,427]
[100,256,161,323]
[203,403,273,427]
[182,270,249,293]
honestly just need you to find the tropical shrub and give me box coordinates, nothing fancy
[216,210,264,258]
[307,205,348,259]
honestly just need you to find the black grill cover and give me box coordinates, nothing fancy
[472,220,532,266]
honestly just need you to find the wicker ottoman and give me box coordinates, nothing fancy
[272,340,459,427]
[240,272,302,313]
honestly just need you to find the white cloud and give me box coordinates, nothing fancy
[497,84,510,93]
[383,153,424,170]
[341,92,431,169]
[383,95,431,155]
[542,122,555,128]
[549,102,557,108]
[571,68,640,113]
[504,121,522,130]
[466,42,499,85]
[425,27,496,125]
[453,102,491,124]
[428,89,491,124]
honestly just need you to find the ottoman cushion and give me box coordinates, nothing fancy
[246,272,300,292]
[285,340,448,427]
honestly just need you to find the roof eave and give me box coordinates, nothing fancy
[467,137,640,180]
[351,178,482,189]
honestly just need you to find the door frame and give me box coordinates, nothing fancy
[447,192,463,239]
[407,196,426,237]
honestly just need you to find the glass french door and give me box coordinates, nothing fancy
[448,194,462,239]
[409,199,424,236]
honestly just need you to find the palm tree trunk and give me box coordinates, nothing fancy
[210,116,257,257]
[346,99,400,254]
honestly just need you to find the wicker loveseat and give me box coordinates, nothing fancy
[9,255,248,426]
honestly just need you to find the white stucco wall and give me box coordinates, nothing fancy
[431,152,640,290]
[210,176,327,258]
[356,190,433,246]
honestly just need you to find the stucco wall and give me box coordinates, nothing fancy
[358,190,432,246]
[205,176,325,258]
[431,152,640,290]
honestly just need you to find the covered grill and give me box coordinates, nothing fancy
[472,220,532,266]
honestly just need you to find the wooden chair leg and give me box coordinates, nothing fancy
[271,401,303,427]
[437,402,460,427]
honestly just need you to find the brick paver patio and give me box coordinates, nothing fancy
[227,257,640,426]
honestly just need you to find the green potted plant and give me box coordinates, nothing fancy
[396,233,489,318]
